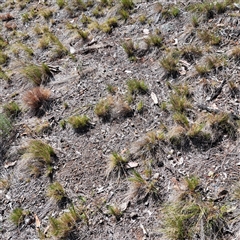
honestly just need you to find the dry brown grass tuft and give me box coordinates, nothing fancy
[23,87,51,116]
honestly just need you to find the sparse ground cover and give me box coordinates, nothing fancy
[0,0,240,239]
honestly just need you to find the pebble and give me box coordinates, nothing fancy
[167,154,173,160]
[143,29,149,35]
[25,218,31,225]
[153,173,160,179]
[5,193,11,200]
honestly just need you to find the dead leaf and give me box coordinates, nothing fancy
[150,92,158,104]
[34,214,41,228]
[4,161,16,169]
[127,162,139,169]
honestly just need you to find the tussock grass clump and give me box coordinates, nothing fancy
[198,29,221,45]
[181,45,202,62]
[145,34,163,48]
[195,55,226,75]
[169,94,192,113]
[173,112,189,128]
[106,84,117,95]
[208,112,236,140]
[188,1,229,19]
[127,79,148,95]
[68,115,90,131]
[72,0,87,11]
[23,87,51,116]
[230,46,240,60]
[107,205,122,221]
[22,139,56,177]
[122,39,136,60]
[56,0,65,9]
[47,182,66,203]
[0,179,10,190]
[167,125,188,148]
[161,176,229,240]
[128,170,159,201]
[187,123,210,140]
[10,208,26,226]
[120,0,134,10]
[48,204,86,238]
[0,114,12,138]
[3,101,21,118]
[24,140,55,165]
[0,51,9,65]
[106,152,129,179]
[21,63,52,85]
[138,14,146,24]
[0,36,8,50]
[94,96,113,119]
[160,50,180,77]
[0,67,9,81]
[161,5,180,18]
[40,8,54,20]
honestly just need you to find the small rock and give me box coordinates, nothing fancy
[120,201,129,212]
[178,157,184,165]
[153,173,160,179]
[25,218,31,225]
[5,193,11,200]
[167,155,173,160]
[170,149,174,154]
[143,29,149,35]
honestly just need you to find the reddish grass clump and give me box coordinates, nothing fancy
[0,13,14,21]
[5,21,17,30]
[23,87,51,116]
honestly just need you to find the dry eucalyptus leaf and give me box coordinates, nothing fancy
[150,92,158,104]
